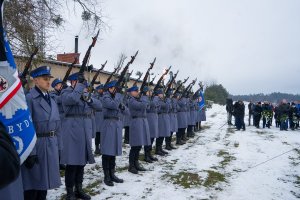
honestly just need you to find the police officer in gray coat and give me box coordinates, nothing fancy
[93,84,104,155]
[143,86,159,163]
[21,66,61,200]
[50,78,66,170]
[165,89,177,150]
[61,72,102,200]
[176,92,188,145]
[101,80,128,186]
[127,85,151,174]
[155,89,171,156]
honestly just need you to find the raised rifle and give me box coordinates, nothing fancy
[84,60,107,101]
[149,75,156,86]
[114,51,139,93]
[164,70,179,96]
[58,57,79,92]
[133,72,143,86]
[79,30,100,74]
[105,66,121,85]
[138,58,156,97]
[20,47,38,87]
[173,76,189,95]
[151,66,172,98]
[181,78,197,99]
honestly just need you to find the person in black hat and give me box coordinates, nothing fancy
[60,72,102,199]
[101,80,128,186]
[127,85,151,174]
[21,66,62,200]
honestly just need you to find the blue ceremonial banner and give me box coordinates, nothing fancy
[0,0,36,164]
[198,91,205,110]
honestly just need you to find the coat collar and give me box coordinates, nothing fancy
[30,86,52,113]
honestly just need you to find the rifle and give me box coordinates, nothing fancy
[181,78,197,99]
[114,51,139,93]
[105,66,121,85]
[151,66,172,98]
[139,58,156,96]
[84,60,107,101]
[173,76,189,95]
[149,75,156,86]
[59,57,78,92]
[165,70,179,95]
[79,30,100,74]
[20,47,38,86]
[121,69,133,94]
[133,72,143,86]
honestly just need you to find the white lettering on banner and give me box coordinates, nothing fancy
[16,123,23,131]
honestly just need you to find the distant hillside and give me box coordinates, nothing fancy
[231,92,300,103]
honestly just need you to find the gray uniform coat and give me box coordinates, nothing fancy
[21,87,61,191]
[128,95,151,146]
[177,98,188,129]
[157,96,171,137]
[146,96,160,139]
[170,98,179,132]
[101,92,129,156]
[93,93,104,132]
[60,83,102,165]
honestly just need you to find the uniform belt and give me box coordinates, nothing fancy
[36,131,56,138]
[104,116,120,120]
[65,113,93,118]
[158,112,166,115]
[132,116,146,119]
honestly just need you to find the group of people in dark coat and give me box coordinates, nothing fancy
[227,97,300,131]
[1,65,207,200]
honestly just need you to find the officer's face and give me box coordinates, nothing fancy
[108,87,115,93]
[146,91,151,96]
[34,76,51,92]
[158,93,163,98]
[54,83,62,91]
[71,80,78,88]
[131,90,139,97]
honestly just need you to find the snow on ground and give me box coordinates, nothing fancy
[48,104,300,200]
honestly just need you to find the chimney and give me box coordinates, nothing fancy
[75,36,79,53]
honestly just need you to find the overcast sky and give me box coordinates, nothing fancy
[55,0,300,95]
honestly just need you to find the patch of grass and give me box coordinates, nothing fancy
[201,124,212,131]
[226,128,235,134]
[234,142,239,148]
[217,150,236,168]
[163,172,202,188]
[83,180,101,196]
[116,166,128,172]
[60,169,65,177]
[256,130,268,135]
[291,175,300,198]
[203,170,226,187]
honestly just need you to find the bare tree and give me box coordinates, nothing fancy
[3,0,106,57]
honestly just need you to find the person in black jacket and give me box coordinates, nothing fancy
[248,101,254,126]
[233,100,245,131]
[253,102,263,128]
[226,98,233,125]
[0,122,20,189]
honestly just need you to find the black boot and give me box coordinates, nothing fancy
[160,146,169,155]
[104,169,114,186]
[66,187,76,200]
[75,184,91,200]
[110,169,124,183]
[128,163,138,174]
[60,164,66,170]
[148,153,158,161]
[94,146,101,155]
[144,150,153,163]
[135,160,147,171]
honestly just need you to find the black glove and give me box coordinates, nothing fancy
[77,73,85,83]
[24,155,38,169]
[119,103,125,111]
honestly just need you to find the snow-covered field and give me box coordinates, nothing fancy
[48,104,300,200]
